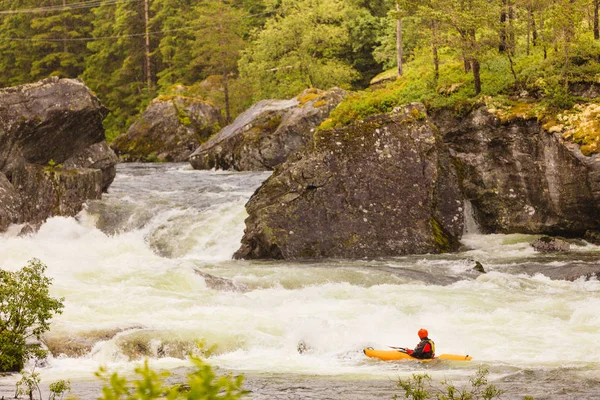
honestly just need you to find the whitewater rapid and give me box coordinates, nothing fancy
[1,163,600,399]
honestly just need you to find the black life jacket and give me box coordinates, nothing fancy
[412,338,435,359]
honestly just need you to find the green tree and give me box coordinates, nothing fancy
[0,0,37,87]
[0,259,64,372]
[83,0,157,141]
[29,0,93,80]
[239,0,362,99]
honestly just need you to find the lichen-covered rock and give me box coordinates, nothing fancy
[531,236,571,252]
[0,76,108,178]
[0,77,115,232]
[63,142,118,191]
[0,172,21,231]
[190,88,348,171]
[434,107,599,235]
[111,96,224,162]
[234,103,463,260]
[12,163,103,225]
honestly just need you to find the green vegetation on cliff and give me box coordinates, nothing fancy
[0,0,599,147]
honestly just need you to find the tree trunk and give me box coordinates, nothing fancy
[144,0,152,91]
[431,20,439,84]
[396,3,403,77]
[526,6,531,55]
[499,0,507,53]
[532,8,538,46]
[472,58,481,95]
[595,0,599,40]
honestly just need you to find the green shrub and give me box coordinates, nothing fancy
[96,353,248,400]
[395,366,511,400]
[0,259,64,372]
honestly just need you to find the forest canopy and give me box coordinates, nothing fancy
[0,0,599,140]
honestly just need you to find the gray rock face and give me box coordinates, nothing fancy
[531,236,571,252]
[0,173,21,231]
[0,76,108,178]
[434,107,599,235]
[12,164,103,225]
[111,96,224,162]
[63,142,118,191]
[234,104,463,260]
[0,77,115,232]
[190,88,348,171]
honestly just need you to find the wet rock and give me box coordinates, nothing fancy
[0,172,21,231]
[473,261,486,273]
[190,88,348,171]
[234,103,463,260]
[194,269,248,292]
[111,96,224,162]
[0,77,108,178]
[12,164,103,226]
[531,236,571,253]
[63,141,118,191]
[434,106,599,236]
[0,77,115,232]
[584,230,600,245]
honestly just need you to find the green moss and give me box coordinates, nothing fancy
[430,217,452,252]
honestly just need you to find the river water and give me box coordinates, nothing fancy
[1,163,600,399]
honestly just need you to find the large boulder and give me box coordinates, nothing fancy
[0,173,21,231]
[0,76,108,179]
[190,88,348,171]
[12,164,103,225]
[111,96,224,162]
[434,107,599,235]
[63,141,118,191]
[0,77,116,232]
[234,103,463,260]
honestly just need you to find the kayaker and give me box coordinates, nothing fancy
[405,328,435,359]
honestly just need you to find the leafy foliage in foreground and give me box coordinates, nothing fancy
[0,259,64,372]
[96,354,248,400]
[394,366,506,400]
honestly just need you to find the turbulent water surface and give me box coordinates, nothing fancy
[1,163,600,399]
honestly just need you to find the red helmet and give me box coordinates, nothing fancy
[418,328,428,339]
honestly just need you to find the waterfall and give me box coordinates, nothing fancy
[463,199,480,234]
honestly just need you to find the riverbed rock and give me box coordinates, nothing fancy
[0,77,115,231]
[531,236,571,252]
[0,172,21,231]
[12,163,103,225]
[63,141,118,191]
[234,103,463,260]
[189,88,348,171]
[0,76,108,178]
[434,107,599,236]
[111,96,224,162]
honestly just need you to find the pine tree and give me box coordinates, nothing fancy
[29,0,92,80]
[83,0,156,140]
[0,0,37,86]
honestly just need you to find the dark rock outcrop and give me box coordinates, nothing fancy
[190,88,348,171]
[111,96,224,162]
[0,173,21,231]
[531,236,571,252]
[0,77,116,232]
[63,141,118,191]
[13,164,103,226]
[234,103,463,260]
[434,107,599,236]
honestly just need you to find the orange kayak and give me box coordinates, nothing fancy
[363,348,472,362]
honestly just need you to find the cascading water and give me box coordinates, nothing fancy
[1,163,600,399]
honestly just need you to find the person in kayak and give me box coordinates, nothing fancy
[405,328,435,359]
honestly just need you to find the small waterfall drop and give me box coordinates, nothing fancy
[463,199,480,234]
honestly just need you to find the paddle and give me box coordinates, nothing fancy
[388,345,408,353]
